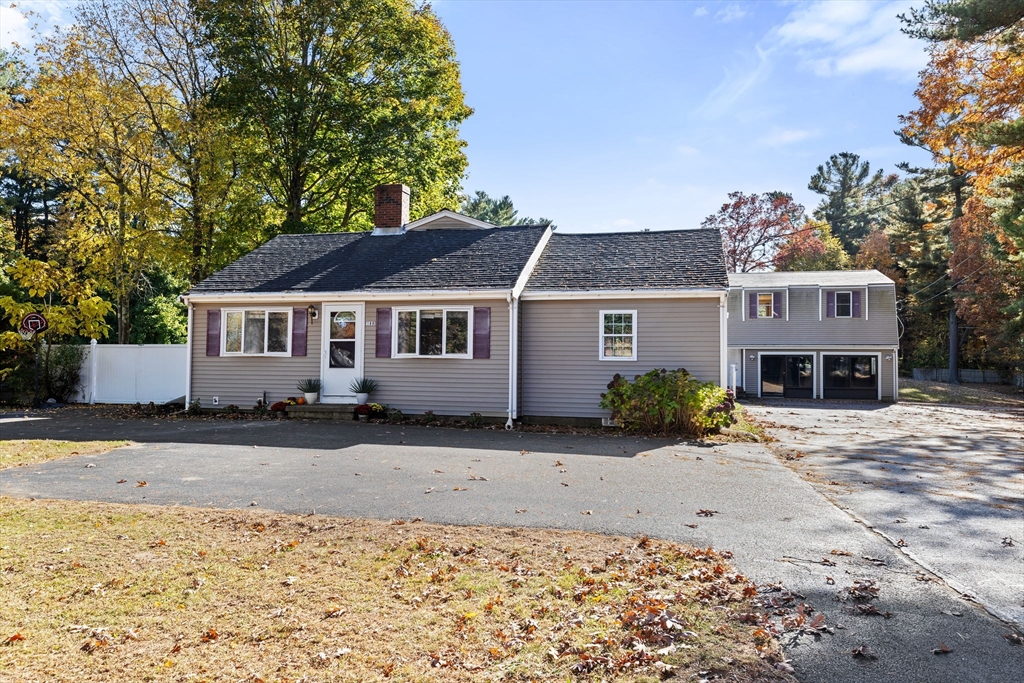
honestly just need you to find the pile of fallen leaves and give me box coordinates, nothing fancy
[0,498,793,682]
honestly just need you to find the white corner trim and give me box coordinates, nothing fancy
[185,302,193,405]
[511,225,554,298]
[785,289,790,321]
[740,287,745,321]
[865,286,870,321]
[405,209,496,231]
[818,287,822,322]
[719,293,728,388]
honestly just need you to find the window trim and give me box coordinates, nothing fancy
[834,291,853,318]
[756,292,774,319]
[599,309,637,361]
[220,307,293,357]
[391,306,474,358]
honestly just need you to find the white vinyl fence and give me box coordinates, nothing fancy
[71,342,187,404]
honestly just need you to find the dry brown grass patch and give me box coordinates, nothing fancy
[0,497,791,682]
[0,440,130,470]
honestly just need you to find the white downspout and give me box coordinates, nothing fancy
[506,292,514,430]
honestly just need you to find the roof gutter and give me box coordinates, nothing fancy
[181,289,511,305]
[520,288,724,301]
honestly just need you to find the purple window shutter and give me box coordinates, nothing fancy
[375,307,392,358]
[772,292,782,318]
[852,291,862,318]
[473,307,491,359]
[206,310,221,356]
[826,291,836,318]
[291,308,307,356]
[748,292,757,319]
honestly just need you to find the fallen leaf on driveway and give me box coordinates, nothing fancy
[696,509,719,517]
[453,487,467,491]
[580,510,592,515]
[560,482,569,487]
[684,524,698,529]
[84,463,95,468]
[862,556,887,566]
[932,642,953,655]
[831,549,852,556]
[851,645,877,659]
[553,460,563,466]
[896,539,908,547]
[515,509,527,514]
[1002,537,1015,547]
[424,487,435,494]
[1003,632,1023,646]
[941,610,962,617]
[135,481,148,487]
[116,479,127,484]
[468,475,488,481]
[520,450,530,455]
[4,633,25,644]
[432,469,444,474]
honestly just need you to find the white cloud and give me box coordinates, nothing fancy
[677,144,701,157]
[716,4,748,24]
[697,45,772,117]
[1,2,73,52]
[773,1,927,79]
[758,128,818,147]
[694,6,708,18]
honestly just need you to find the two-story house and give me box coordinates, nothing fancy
[726,271,900,401]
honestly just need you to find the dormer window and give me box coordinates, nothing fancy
[757,293,774,319]
[835,291,853,318]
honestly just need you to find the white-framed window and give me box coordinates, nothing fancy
[393,306,472,358]
[599,310,637,361]
[222,308,292,356]
[757,293,774,319]
[835,291,853,318]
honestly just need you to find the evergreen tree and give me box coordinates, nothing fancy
[459,191,550,226]
[808,152,896,253]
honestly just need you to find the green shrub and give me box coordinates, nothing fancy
[599,368,735,437]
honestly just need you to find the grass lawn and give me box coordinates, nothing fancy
[899,379,1024,407]
[0,440,131,470]
[0,497,790,682]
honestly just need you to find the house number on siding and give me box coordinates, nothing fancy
[365,320,375,326]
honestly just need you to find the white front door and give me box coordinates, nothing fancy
[321,304,364,402]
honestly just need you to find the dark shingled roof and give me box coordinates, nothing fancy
[189,225,548,294]
[525,228,727,291]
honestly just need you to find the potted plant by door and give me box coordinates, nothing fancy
[349,377,379,405]
[296,378,322,405]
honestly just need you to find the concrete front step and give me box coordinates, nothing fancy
[285,404,358,420]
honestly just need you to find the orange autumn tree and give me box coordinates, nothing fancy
[900,3,1024,373]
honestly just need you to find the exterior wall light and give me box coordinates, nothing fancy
[307,304,319,320]
[748,354,755,360]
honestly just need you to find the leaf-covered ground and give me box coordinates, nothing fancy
[0,440,130,470]
[899,379,1024,407]
[0,497,793,682]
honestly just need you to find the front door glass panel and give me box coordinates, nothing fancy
[329,311,356,368]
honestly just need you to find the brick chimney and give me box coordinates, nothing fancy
[373,183,410,234]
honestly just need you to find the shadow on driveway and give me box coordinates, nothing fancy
[0,408,684,458]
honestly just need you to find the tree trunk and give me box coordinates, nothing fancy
[118,293,131,345]
[948,307,959,384]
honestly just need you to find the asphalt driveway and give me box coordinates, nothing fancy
[2,409,1022,682]
[746,400,1024,628]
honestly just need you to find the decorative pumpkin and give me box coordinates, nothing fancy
[296,396,306,405]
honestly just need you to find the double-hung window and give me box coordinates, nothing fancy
[757,293,774,319]
[835,291,853,318]
[394,307,471,357]
[600,310,637,361]
[222,309,291,356]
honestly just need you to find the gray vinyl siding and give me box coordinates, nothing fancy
[739,348,897,401]
[727,285,899,347]
[521,297,723,419]
[364,299,509,417]
[190,302,322,407]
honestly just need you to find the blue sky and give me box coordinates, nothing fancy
[1,1,936,232]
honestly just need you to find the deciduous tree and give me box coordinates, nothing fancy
[200,0,472,233]
[701,192,804,272]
